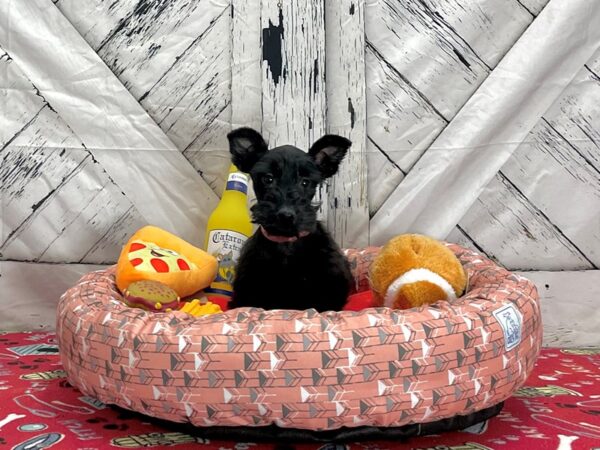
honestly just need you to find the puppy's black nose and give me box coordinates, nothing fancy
[277,209,295,224]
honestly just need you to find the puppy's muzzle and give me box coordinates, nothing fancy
[276,207,296,226]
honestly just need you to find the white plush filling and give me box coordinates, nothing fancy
[384,268,457,307]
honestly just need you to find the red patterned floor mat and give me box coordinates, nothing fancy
[0,332,599,449]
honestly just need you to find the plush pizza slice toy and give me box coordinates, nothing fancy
[127,240,197,273]
[116,226,218,298]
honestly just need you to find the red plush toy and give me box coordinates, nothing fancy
[343,290,375,311]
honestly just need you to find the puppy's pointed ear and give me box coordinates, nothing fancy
[227,127,268,173]
[308,135,351,178]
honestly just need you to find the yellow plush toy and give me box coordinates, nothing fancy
[369,234,467,310]
[179,298,222,317]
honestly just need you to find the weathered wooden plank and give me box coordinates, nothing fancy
[366,138,405,217]
[458,50,600,270]
[0,1,170,150]
[261,0,328,221]
[544,48,600,174]
[183,102,233,196]
[444,225,487,256]
[587,45,600,72]
[79,208,147,264]
[501,122,600,267]
[448,173,594,271]
[58,0,230,100]
[516,0,549,16]
[420,0,534,67]
[365,44,446,213]
[1,50,83,247]
[35,177,135,264]
[364,0,536,217]
[0,50,46,148]
[231,0,261,131]
[0,0,219,246]
[517,270,600,347]
[0,44,147,264]
[325,0,369,248]
[365,0,544,115]
[370,0,600,245]
[1,142,88,248]
[139,7,230,153]
[366,0,488,119]
[261,0,326,147]
[230,0,261,206]
[57,0,234,198]
[365,45,448,168]
[55,0,137,49]
[2,156,137,263]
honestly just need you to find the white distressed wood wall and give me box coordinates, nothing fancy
[1,0,599,344]
[365,0,599,272]
[325,0,369,248]
[2,0,598,269]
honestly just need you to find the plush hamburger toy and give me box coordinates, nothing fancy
[369,234,467,310]
[123,280,180,312]
[122,280,223,316]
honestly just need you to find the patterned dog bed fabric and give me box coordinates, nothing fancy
[56,244,541,431]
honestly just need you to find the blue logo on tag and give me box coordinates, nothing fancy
[493,304,523,351]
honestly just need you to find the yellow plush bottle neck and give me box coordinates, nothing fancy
[220,164,248,203]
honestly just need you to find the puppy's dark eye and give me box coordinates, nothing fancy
[301,179,310,187]
[263,174,274,185]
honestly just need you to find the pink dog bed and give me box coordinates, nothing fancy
[56,244,541,432]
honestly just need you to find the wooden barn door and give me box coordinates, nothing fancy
[1,0,599,344]
[362,0,600,347]
[363,0,600,275]
[231,0,369,248]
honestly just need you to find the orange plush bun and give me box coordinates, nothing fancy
[369,234,467,310]
[116,226,217,298]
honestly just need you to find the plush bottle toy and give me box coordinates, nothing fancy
[369,234,467,310]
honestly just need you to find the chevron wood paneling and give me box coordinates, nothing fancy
[0,48,146,264]
[56,0,232,196]
[365,0,600,271]
[2,0,599,275]
[446,173,595,271]
[1,0,227,264]
[450,48,600,270]
[365,0,547,214]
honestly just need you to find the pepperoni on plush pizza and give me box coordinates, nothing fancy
[129,242,146,252]
[127,240,197,273]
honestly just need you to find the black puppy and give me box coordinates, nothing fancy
[227,127,353,312]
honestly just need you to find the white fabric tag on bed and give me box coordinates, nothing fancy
[493,304,523,351]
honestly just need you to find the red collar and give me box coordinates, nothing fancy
[260,226,310,243]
